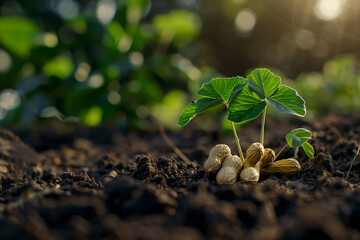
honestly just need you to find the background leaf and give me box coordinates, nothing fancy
[285,128,312,148]
[267,85,306,116]
[228,85,266,123]
[302,142,315,159]
[0,17,38,57]
[247,68,281,99]
[153,10,201,46]
[177,98,223,126]
[197,76,247,102]
[43,56,74,79]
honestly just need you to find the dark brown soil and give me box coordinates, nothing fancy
[1,113,360,240]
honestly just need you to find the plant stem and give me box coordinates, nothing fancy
[346,145,360,180]
[260,106,267,145]
[274,144,288,161]
[231,121,245,161]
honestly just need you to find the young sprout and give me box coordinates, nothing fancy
[274,128,315,161]
[227,68,306,146]
[178,68,311,184]
[177,77,247,161]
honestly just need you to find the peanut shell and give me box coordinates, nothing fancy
[204,144,231,174]
[216,155,244,185]
[260,158,301,176]
[260,148,275,169]
[243,142,264,168]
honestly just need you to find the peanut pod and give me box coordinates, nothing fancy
[204,144,231,174]
[260,158,301,176]
[259,148,275,169]
[216,155,244,185]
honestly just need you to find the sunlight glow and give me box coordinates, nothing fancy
[234,9,256,34]
[314,0,346,21]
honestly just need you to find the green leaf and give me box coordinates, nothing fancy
[177,98,223,127]
[228,85,266,123]
[302,142,314,159]
[197,76,247,103]
[247,68,281,99]
[0,17,38,57]
[285,128,312,148]
[267,85,306,116]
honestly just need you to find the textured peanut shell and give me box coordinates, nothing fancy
[240,166,260,183]
[204,144,231,174]
[260,148,275,169]
[216,155,244,185]
[260,158,301,176]
[243,142,264,168]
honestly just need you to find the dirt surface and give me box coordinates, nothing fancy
[0,113,360,240]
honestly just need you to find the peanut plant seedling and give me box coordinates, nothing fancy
[274,128,315,161]
[178,68,314,184]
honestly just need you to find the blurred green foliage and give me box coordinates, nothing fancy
[0,0,215,129]
[286,55,360,116]
[1,0,359,131]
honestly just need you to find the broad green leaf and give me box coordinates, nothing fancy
[267,85,306,116]
[197,76,247,103]
[285,128,312,148]
[302,142,314,159]
[197,81,220,99]
[0,17,38,57]
[228,85,266,123]
[247,68,281,99]
[177,98,223,127]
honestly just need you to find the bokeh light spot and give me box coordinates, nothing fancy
[234,9,256,34]
[107,91,121,105]
[43,32,58,48]
[75,63,91,82]
[0,49,12,72]
[97,0,116,24]
[56,0,79,20]
[295,29,316,50]
[314,0,346,21]
[88,74,104,88]
[129,52,144,67]
[118,35,132,52]
[0,89,20,110]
